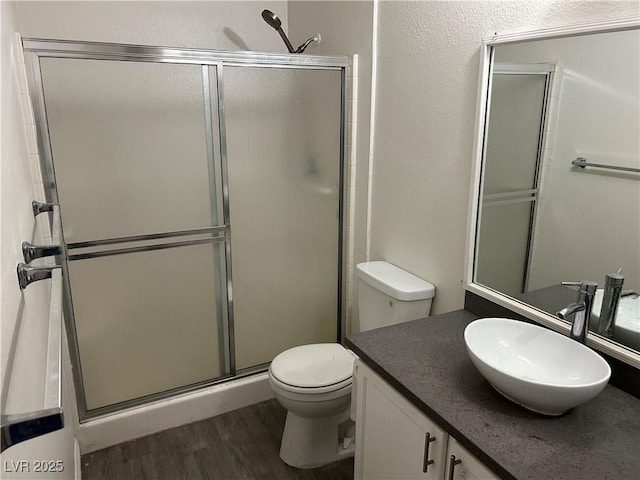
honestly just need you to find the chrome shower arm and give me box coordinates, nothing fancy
[295,34,321,54]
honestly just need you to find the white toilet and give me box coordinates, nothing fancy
[268,261,435,468]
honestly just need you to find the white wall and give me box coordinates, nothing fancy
[16,0,288,52]
[496,30,640,292]
[369,0,639,315]
[0,2,78,478]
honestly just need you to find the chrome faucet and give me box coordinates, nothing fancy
[597,273,624,338]
[557,280,598,343]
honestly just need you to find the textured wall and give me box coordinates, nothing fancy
[370,0,640,315]
[16,0,288,51]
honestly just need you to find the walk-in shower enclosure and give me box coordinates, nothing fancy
[23,39,348,419]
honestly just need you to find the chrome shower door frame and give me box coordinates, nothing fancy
[23,39,348,421]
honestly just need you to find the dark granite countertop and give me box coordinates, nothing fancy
[516,284,577,315]
[346,310,640,480]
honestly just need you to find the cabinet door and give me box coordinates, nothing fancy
[354,361,447,480]
[445,437,500,480]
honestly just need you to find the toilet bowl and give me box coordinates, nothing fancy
[268,261,435,468]
[268,343,356,468]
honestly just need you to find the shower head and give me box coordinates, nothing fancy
[261,9,282,29]
[261,9,294,53]
[261,9,321,54]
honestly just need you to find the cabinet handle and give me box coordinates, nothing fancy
[448,454,462,480]
[422,432,436,472]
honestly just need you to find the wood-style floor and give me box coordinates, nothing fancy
[82,399,354,480]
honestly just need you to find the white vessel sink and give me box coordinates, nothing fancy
[464,318,611,415]
[590,289,640,350]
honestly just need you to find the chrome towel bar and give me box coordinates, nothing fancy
[1,409,64,453]
[2,270,64,451]
[4,269,64,451]
[3,203,65,452]
[572,156,640,174]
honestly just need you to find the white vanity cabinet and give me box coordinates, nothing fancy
[353,360,499,480]
[352,360,447,479]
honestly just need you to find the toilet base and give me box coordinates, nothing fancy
[279,407,355,469]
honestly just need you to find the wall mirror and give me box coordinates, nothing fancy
[466,18,640,368]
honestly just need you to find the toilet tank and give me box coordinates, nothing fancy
[356,261,435,332]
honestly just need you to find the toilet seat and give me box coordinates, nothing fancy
[269,373,352,404]
[269,343,355,394]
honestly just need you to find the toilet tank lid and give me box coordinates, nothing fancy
[356,261,435,301]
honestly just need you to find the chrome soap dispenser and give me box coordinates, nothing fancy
[597,272,624,338]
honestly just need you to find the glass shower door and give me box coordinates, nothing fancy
[223,66,343,370]
[39,58,228,411]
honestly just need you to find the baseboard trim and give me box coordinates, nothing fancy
[78,372,273,454]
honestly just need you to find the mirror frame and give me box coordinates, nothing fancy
[465,16,640,369]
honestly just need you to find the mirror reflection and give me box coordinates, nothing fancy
[475,27,640,351]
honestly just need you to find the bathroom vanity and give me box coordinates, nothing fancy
[352,357,497,480]
[346,310,640,480]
